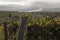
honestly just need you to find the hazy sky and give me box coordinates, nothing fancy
[0,0,60,12]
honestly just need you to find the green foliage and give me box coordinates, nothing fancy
[0,13,60,40]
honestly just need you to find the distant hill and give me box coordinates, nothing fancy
[0,11,60,18]
[0,11,60,23]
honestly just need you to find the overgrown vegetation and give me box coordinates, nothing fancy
[0,12,60,40]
